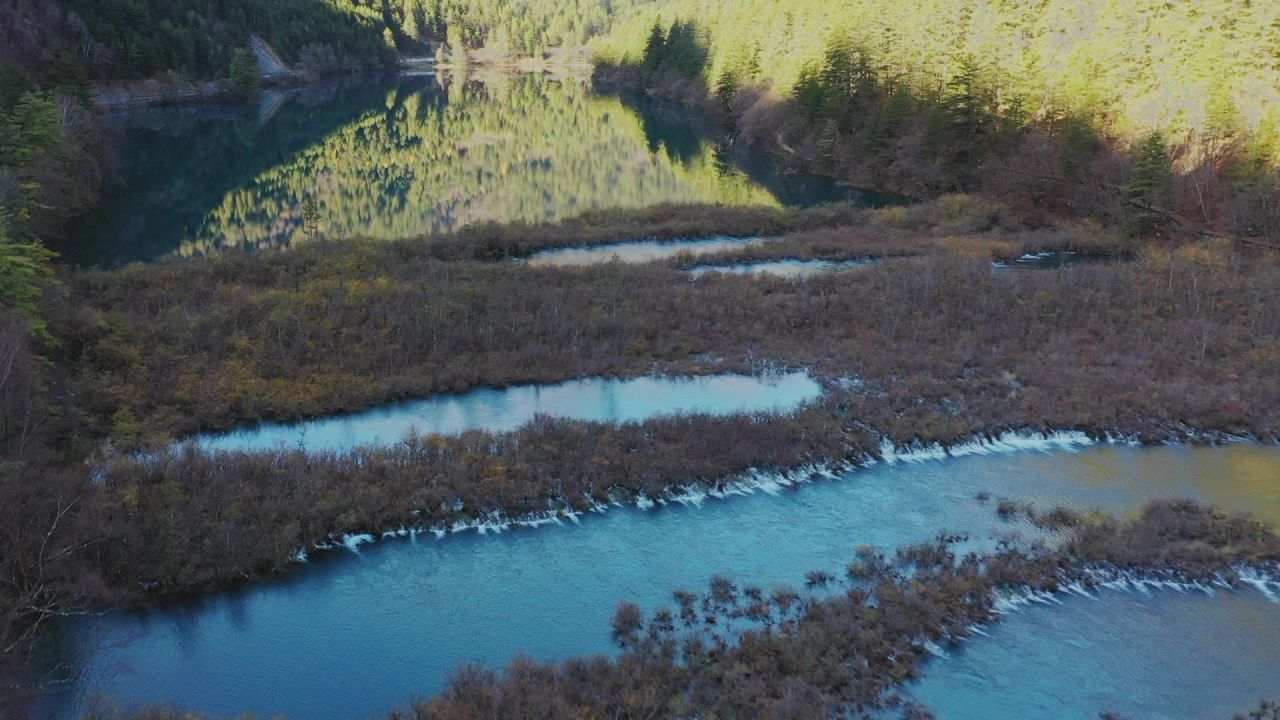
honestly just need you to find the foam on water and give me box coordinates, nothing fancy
[45,441,1280,720]
[286,430,1112,564]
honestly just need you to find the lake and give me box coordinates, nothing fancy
[37,68,1279,720]
[37,442,1280,719]
[687,258,874,278]
[193,371,823,453]
[525,236,766,266]
[61,73,884,267]
[910,586,1280,719]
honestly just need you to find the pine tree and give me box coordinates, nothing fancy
[1122,131,1172,236]
[1202,84,1243,161]
[642,20,666,71]
[864,84,913,152]
[714,68,739,109]
[301,195,321,240]
[793,63,826,122]
[937,55,994,187]
[229,48,259,95]
[742,43,761,80]
[0,219,57,345]
[4,93,61,168]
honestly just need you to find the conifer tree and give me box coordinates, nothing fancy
[229,48,259,95]
[0,219,57,345]
[1122,131,1172,236]
[642,20,666,70]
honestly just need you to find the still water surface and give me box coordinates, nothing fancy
[44,442,1280,719]
[688,258,874,278]
[911,588,1280,719]
[64,74,877,266]
[525,236,765,267]
[194,371,822,453]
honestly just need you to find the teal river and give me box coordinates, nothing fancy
[36,440,1280,719]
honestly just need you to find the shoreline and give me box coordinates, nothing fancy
[306,426,1275,556]
[55,497,1280,720]
[300,429,1103,558]
[124,426,1271,603]
[91,66,388,110]
[91,57,594,111]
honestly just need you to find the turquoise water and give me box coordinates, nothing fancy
[687,258,873,278]
[524,236,766,267]
[193,371,823,453]
[39,443,1280,719]
[61,74,870,267]
[911,587,1280,719]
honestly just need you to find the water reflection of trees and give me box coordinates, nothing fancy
[66,82,389,266]
[177,73,776,258]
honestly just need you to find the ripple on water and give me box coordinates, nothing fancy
[992,251,1127,270]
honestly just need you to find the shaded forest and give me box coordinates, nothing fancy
[0,0,656,249]
[0,2,103,245]
[2,0,658,85]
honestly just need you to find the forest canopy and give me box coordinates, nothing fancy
[595,0,1280,142]
[2,0,663,85]
[592,0,1280,238]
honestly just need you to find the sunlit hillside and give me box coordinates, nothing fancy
[596,0,1280,140]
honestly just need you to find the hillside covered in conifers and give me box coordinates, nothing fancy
[593,0,1280,239]
[2,0,662,86]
